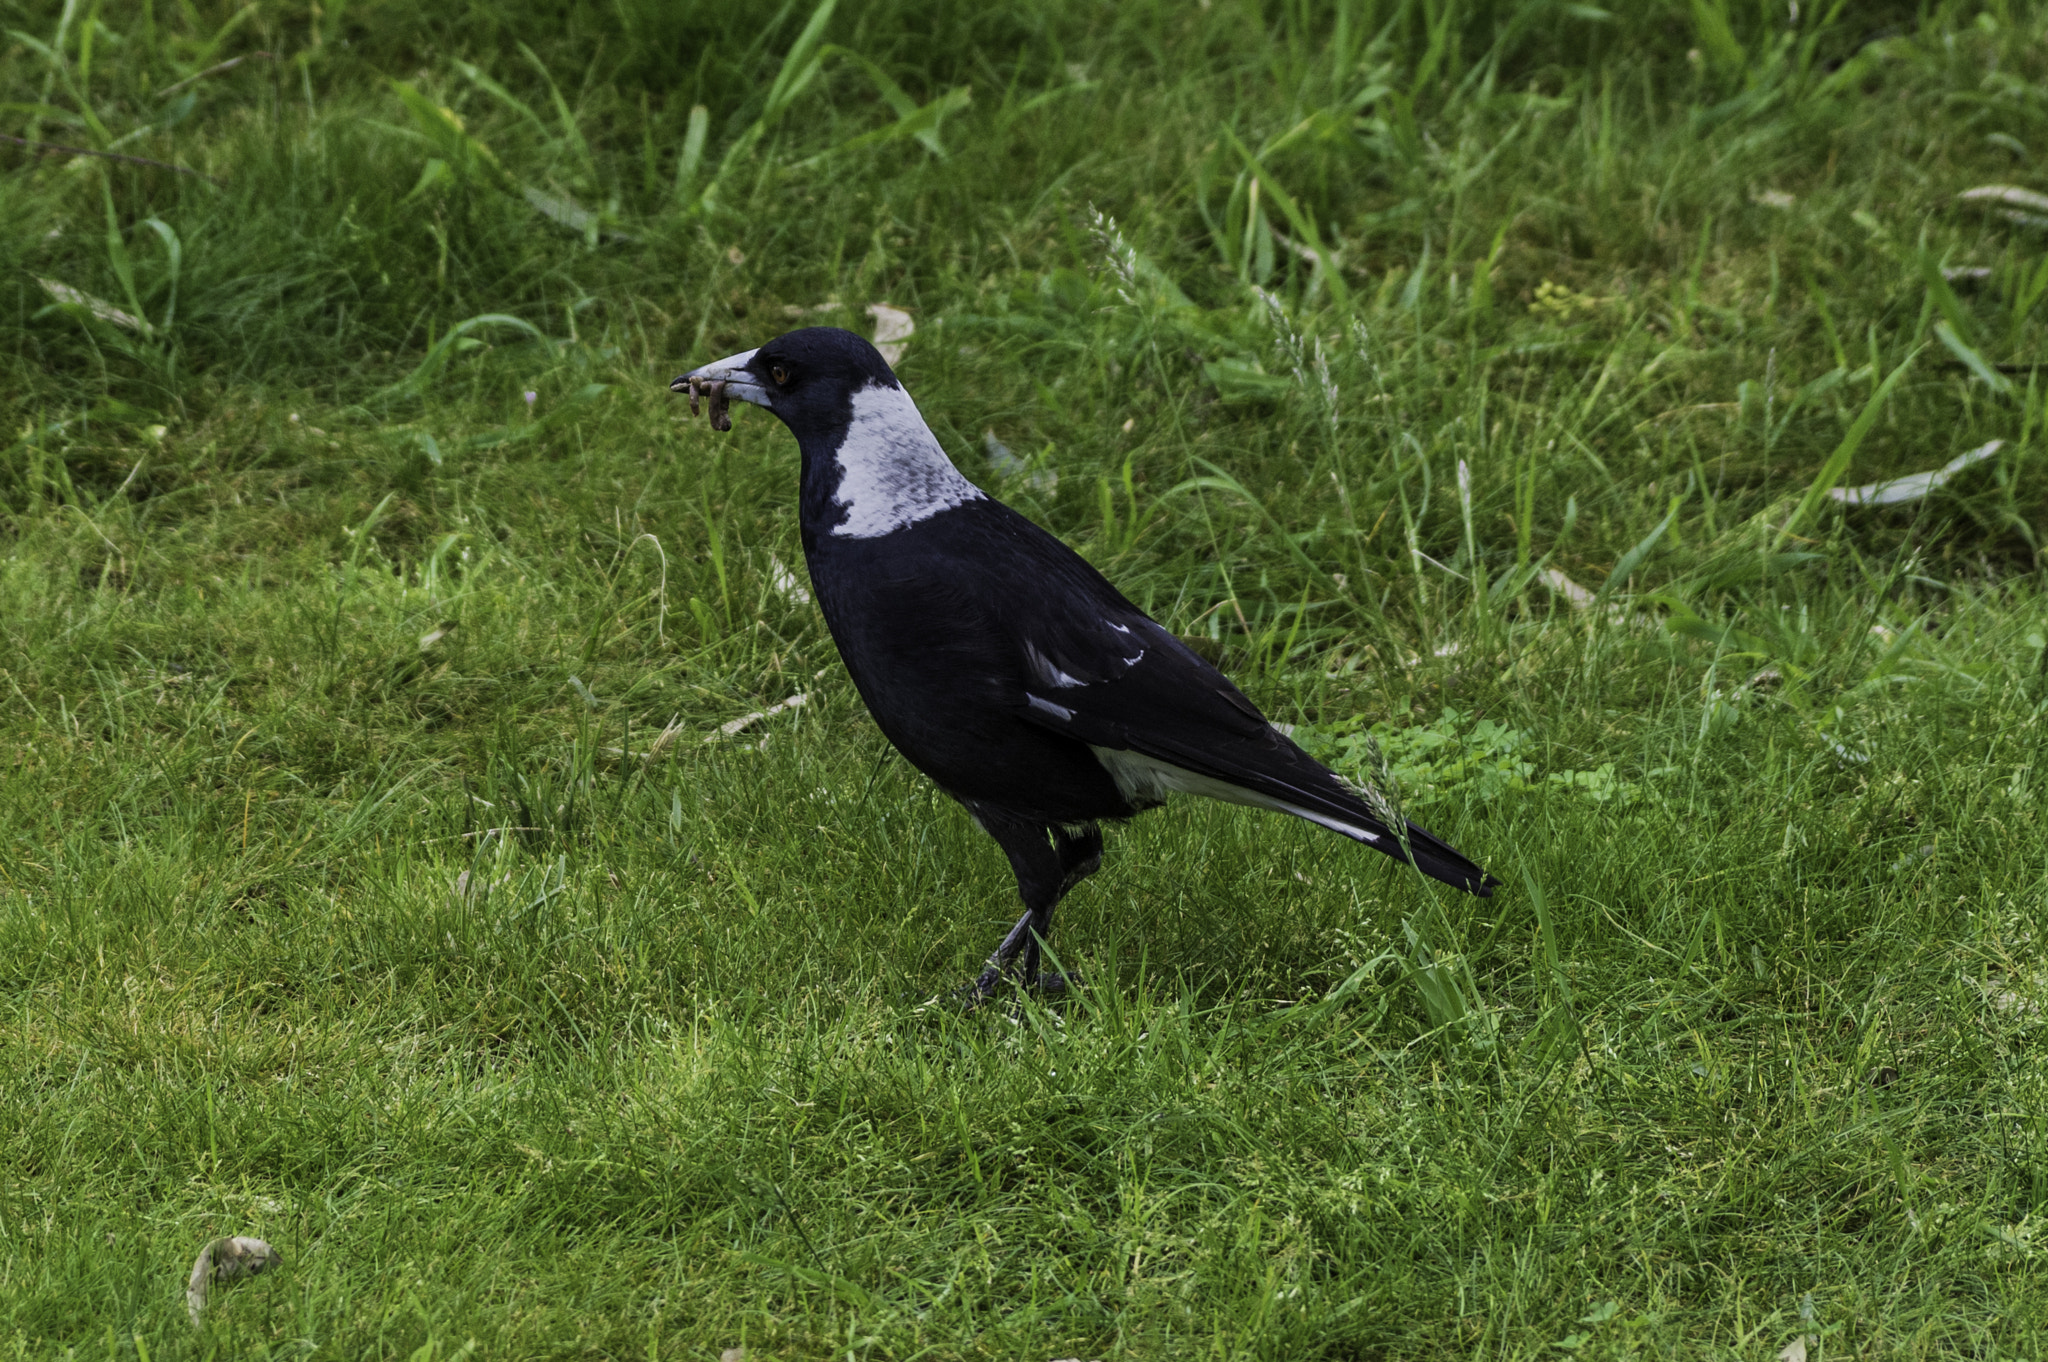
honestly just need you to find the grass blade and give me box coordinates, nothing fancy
[1224,128,1350,314]
[1933,321,2013,398]
[1597,494,1681,604]
[763,0,839,121]
[674,103,708,202]
[374,314,554,403]
[1774,349,1918,549]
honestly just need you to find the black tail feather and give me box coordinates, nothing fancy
[1115,734,1499,897]
[1396,817,1498,897]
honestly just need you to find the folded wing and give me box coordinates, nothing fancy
[1010,606,1497,896]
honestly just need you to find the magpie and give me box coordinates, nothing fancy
[674,327,1496,999]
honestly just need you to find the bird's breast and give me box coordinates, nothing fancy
[801,523,1132,821]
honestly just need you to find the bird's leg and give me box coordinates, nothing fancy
[1015,903,1058,986]
[1030,824,1102,994]
[964,907,1041,1000]
[958,816,1102,1003]
[1016,919,1043,982]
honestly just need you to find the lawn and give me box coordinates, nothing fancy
[3,0,2046,1357]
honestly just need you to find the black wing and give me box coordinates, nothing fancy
[993,533,1495,896]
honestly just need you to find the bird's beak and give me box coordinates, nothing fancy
[670,347,769,431]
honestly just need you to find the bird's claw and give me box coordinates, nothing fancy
[955,966,1004,1011]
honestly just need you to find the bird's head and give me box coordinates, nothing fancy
[671,326,898,441]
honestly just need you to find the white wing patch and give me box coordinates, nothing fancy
[1088,746,1383,844]
[829,381,986,538]
[1026,693,1075,722]
[1106,622,1144,667]
[1025,631,1144,690]
[1025,643,1086,689]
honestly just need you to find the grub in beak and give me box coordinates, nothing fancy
[686,376,732,431]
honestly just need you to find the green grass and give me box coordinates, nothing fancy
[4,0,2048,1356]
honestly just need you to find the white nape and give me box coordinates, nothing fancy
[1089,745,1383,844]
[830,381,986,538]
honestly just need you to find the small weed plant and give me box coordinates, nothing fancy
[1299,706,1651,807]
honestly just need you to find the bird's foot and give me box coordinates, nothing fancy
[952,966,1083,1009]
[954,966,1007,1011]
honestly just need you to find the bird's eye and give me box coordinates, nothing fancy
[770,364,791,385]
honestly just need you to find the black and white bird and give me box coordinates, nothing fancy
[675,327,1495,999]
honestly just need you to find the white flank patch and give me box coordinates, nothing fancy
[830,381,985,537]
[1088,745,1381,843]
